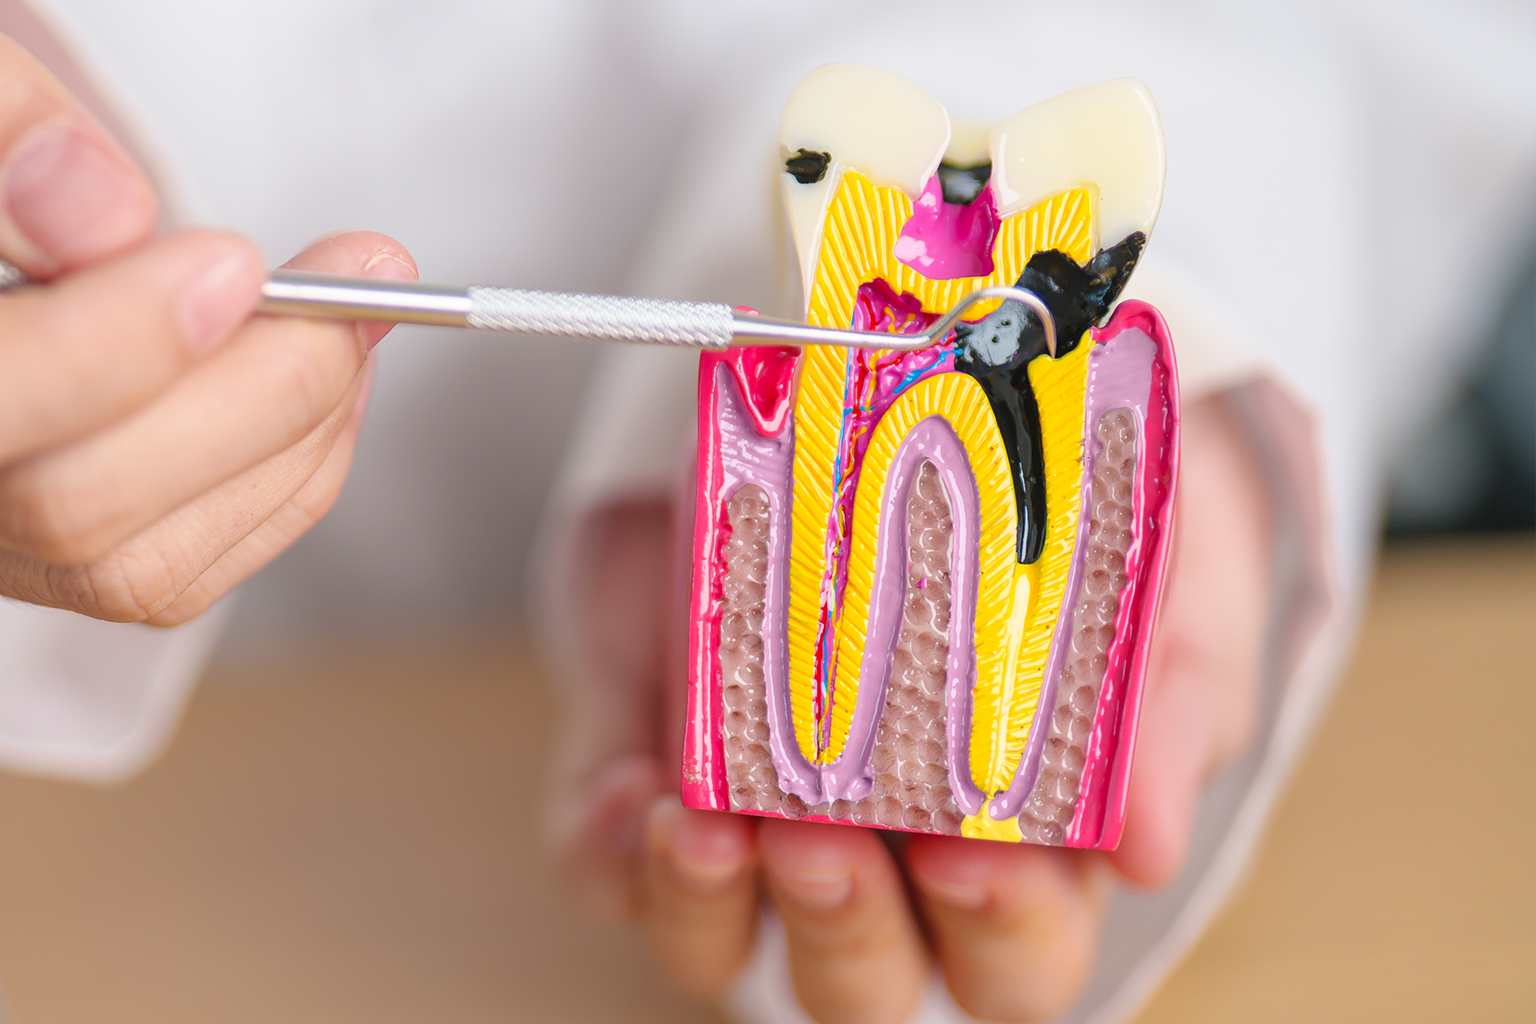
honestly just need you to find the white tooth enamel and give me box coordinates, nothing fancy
[944,121,994,168]
[780,174,837,307]
[989,78,1166,247]
[781,63,950,302]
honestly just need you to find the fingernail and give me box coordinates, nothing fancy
[768,863,853,912]
[176,247,262,353]
[4,122,148,268]
[362,250,416,279]
[359,250,416,350]
[655,804,747,893]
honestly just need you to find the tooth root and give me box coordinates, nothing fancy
[781,63,951,298]
[989,78,1166,247]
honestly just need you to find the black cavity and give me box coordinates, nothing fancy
[936,162,991,205]
[951,232,1146,564]
[1018,232,1145,358]
[785,148,830,184]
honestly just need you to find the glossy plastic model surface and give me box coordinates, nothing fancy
[684,66,1178,847]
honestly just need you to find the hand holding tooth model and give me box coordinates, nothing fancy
[1,8,1527,1024]
[553,65,1271,1024]
[0,27,1246,1021]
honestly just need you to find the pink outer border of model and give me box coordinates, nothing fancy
[683,344,801,812]
[682,349,730,812]
[1066,301,1180,849]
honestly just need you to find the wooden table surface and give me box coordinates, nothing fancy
[0,536,1529,1023]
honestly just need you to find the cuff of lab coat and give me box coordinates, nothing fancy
[0,600,228,783]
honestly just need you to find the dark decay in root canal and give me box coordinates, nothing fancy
[953,233,1146,564]
[786,143,1146,565]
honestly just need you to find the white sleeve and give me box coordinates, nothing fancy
[0,600,227,781]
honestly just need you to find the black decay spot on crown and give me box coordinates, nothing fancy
[785,148,830,185]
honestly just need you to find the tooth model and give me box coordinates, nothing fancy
[684,66,1179,847]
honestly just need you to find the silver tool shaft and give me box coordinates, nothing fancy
[259,270,1058,355]
[0,260,1056,355]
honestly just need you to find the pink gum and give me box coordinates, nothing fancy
[685,347,801,812]
[1067,302,1180,849]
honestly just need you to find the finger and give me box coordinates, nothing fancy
[0,231,414,564]
[905,837,1110,1023]
[1109,397,1270,886]
[1104,661,1211,886]
[0,229,265,463]
[0,358,368,621]
[146,356,377,625]
[552,754,662,922]
[281,230,416,352]
[0,34,157,275]
[547,503,675,917]
[640,797,759,999]
[758,819,927,1024]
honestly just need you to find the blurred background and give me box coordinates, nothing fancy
[1385,246,1535,536]
[0,537,1525,1024]
[0,0,1530,1020]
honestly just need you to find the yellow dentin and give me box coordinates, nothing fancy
[786,170,1096,769]
[967,339,1092,796]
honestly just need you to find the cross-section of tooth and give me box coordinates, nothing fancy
[989,78,1166,247]
[780,63,951,298]
[684,68,1180,851]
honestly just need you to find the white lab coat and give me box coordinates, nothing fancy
[0,1,1531,1021]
